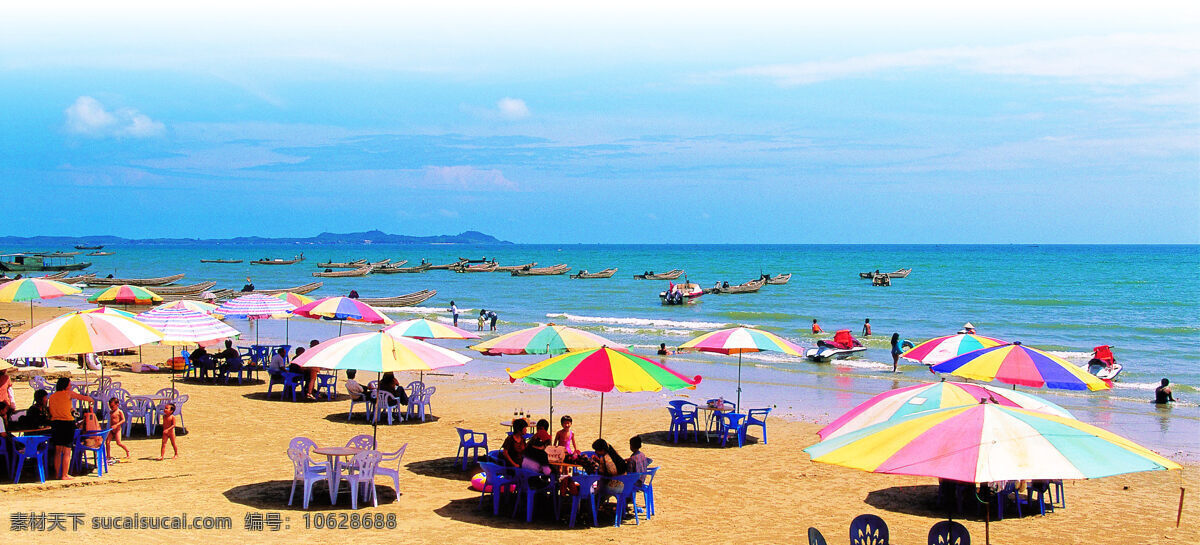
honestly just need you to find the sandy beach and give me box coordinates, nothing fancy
[2,302,1197,544]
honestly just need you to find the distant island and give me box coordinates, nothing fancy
[0,230,512,246]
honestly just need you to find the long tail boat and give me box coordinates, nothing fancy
[250,281,323,296]
[859,268,911,279]
[374,263,432,274]
[150,281,218,295]
[35,251,82,257]
[85,273,185,287]
[763,273,791,285]
[74,245,104,250]
[161,289,233,302]
[313,265,374,278]
[634,269,684,280]
[427,260,464,270]
[39,271,69,279]
[86,251,115,256]
[63,273,97,282]
[457,257,491,264]
[705,277,767,294]
[570,268,617,279]
[317,259,368,269]
[511,264,571,276]
[200,259,243,263]
[356,289,437,307]
[494,262,536,272]
[453,262,499,273]
[251,254,304,265]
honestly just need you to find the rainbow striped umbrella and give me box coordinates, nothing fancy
[272,292,314,307]
[292,296,394,326]
[0,311,163,359]
[77,306,138,319]
[931,342,1110,391]
[817,381,1074,440]
[508,346,701,435]
[136,306,240,346]
[901,333,1007,365]
[383,318,480,341]
[805,402,1180,483]
[155,299,220,315]
[469,324,622,356]
[88,284,162,305]
[0,278,82,327]
[214,293,297,318]
[678,326,805,408]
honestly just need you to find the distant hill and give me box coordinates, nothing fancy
[0,230,512,246]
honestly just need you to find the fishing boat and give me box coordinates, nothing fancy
[495,262,537,272]
[35,251,82,257]
[39,271,70,280]
[74,245,104,250]
[571,268,618,279]
[313,265,374,278]
[63,273,96,282]
[375,262,431,274]
[805,330,867,361]
[150,281,218,296]
[511,264,571,276]
[660,282,703,305]
[457,257,492,264]
[427,260,465,270]
[251,254,304,265]
[199,259,243,263]
[860,268,911,279]
[85,273,186,287]
[453,262,499,273]
[762,273,791,285]
[705,277,766,294]
[317,259,368,269]
[160,289,233,302]
[249,281,323,296]
[86,251,114,256]
[0,253,92,272]
[356,289,438,307]
[635,269,684,280]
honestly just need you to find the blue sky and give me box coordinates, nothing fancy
[1,2,1197,243]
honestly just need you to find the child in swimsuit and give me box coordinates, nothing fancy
[554,415,582,461]
[106,398,130,462]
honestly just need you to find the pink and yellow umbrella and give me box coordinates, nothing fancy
[678,326,805,408]
[155,299,220,315]
[292,296,394,328]
[0,278,82,327]
[931,342,1110,391]
[87,284,162,305]
[383,318,480,341]
[0,311,163,359]
[901,333,1007,365]
[469,324,622,355]
[272,292,314,308]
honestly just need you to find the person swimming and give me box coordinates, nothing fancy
[1155,379,1176,404]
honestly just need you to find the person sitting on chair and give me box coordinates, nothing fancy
[501,418,528,467]
[378,372,409,407]
[216,339,243,380]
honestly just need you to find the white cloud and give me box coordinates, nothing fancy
[422,166,518,191]
[64,96,165,138]
[496,97,530,120]
[725,34,1200,87]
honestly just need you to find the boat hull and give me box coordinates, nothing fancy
[805,346,867,362]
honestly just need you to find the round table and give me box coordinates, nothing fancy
[312,446,364,504]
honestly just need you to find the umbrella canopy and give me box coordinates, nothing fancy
[901,333,1007,365]
[136,306,240,346]
[804,402,1180,482]
[292,296,393,324]
[87,284,162,305]
[0,278,82,302]
[677,326,804,408]
[272,292,314,307]
[214,293,296,318]
[0,312,163,358]
[294,331,471,373]
[817,381,1074,440]
[155,299,220,315]
[470,324,622,355]
[77,306,138,319]
[931,342,1110,391]
[383,318,480,340]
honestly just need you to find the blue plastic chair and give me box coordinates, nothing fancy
[477,462,516,515]
[809,527,828,545]
[717,412,748,447]
[316,373,338,400]
[666,406,699,443]
[606,472,648,526]
[849,514,889,545]
[11,435,50,483]
[72,428,111,477]
[455,428,489,471]
[745,407,771,444]
[566,473,602,528]
[1026,480,1055,516]
[512,467,557,522]
[221,355,246,384]
[928,520,970,545]
[703,398,736,431]
[280,371,305,401]
[180,349,197,379]
[995,481,1026,520]
[635,466,658,517]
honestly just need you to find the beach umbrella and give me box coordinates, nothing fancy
[0,311,163,384]
[469,324,622,355]
[214,294,297,345]
[901,333,1007,365]
[137,306,241,388]
[77,306,138,319]
[272,292,314,307]
[291,297,394,333]
[678,326,804,409]
[294,331,472,446]
[817,380,1074,441]
[154,299,220,315]
[0,277,82,327]
[87,285,162,305]
[384,318,481,341]
[931,342,1110,391]
[507,346,701,435]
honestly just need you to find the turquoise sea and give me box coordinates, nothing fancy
[12,243,1200,456]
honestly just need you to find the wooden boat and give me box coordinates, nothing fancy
[313,265,374,278]
[763,273,791,285]
[705,277,766,294]
[150,281,218,295]
[356,289,438,307]
[0,254,91,272]
[453,262,499,273]
[200,259,243,263]
[317,259,367,269]
[660,282,703,305]
[374,262,432,274]
[39,271,69,280]
[494,262,537,272]
[85,273,186,287]
[250,281,323,296]
[571,268,618,279]
[86,251,114,256]
[74,245,104,250]
[35,251,82,257]
[63,273,97,282]
[160,288,232,302]
[512,264,571,276]
[373,259,399,268]
[457,257,492,264]
[427,260,464,270]
[634,269,684,280]
[860,268,911,279]
[251,254,304,265]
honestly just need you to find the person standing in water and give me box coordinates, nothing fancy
[862,318,872,337]
[890,333,914,373]
[450,301,459,327]
[811,319,823,334]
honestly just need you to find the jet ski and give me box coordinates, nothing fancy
[806,329,867,362]
[1085,345,1123,381]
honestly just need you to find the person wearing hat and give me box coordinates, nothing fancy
[958,322,976,334]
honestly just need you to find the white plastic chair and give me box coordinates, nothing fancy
[374,443,408,495]
[409,386,435,422]
[288,437,330,472]
[287,447,328,509]
[340,450,383,509]
[372,391,402,425]
[345,434,374,449]
[346,382,372,421]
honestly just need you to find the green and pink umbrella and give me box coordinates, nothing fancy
[292,296,394,334]
[155,299,220,315]
[88,284,163,305]
[384,318,480,341]
[901,333,1007,365]
[678,326,805,408]
[469,324,622,355]
[931,342,1110,391]
[0,277,82,327]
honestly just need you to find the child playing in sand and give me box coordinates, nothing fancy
[106,398,130,462]
[159,403,179,460]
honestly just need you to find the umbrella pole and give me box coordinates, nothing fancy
[737,352,743,409]
[29,301,34,328]
[285,318,290,345]
[372,418,378,449]
[549,387,554,424]
[598,392,605,438]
